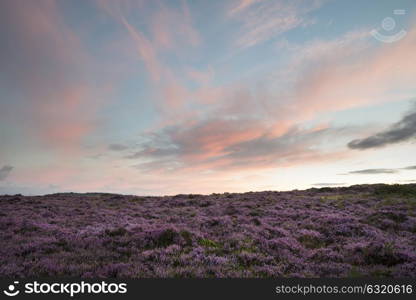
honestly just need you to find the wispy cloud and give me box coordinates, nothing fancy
[121,16,164,82]
[119,27,416,177]
[312,183,345,186]
[230,0,324,48]
[97,0,202,114]
[0,165,13,181]
[282,29,416,125]
[0,0,103,151]
[151,1,200,49]
[348,104,416,150]
[2,1,416,195]
[229,0,261,15]
[108,144,129,151]
[345,168,398,175]
[342,164,416,175]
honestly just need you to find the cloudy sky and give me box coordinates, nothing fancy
[1,0,416,195]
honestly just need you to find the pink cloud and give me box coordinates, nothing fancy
[187,67,214,86]
[289,28,416,122]
[121,17,163,82]
[151,0,200,49]
[97,2,203,113]
[2,0,104,151]
[228,0,262,16]
[125,26,416,178]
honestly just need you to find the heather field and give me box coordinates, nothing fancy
[1,184,415,278]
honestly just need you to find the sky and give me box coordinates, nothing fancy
[0,0,416,196]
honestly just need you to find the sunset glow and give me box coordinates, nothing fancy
[1,0,416,195]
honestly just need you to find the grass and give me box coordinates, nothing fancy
[198,238,220,248]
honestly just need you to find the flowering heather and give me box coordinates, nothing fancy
[0,184,415,278]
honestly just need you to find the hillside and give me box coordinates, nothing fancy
[1,184,415,277]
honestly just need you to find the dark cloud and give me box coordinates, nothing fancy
[87,153,104,160]
[126,118,263,162]
[221,126,335,160]
[312,183,345,186]
[342,165,416,175]
[108,144,129,151]
[346,168,398,175]
[348,105,416,150]
[0,165,13,181]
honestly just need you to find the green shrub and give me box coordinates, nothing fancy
[105,227,128,237]
[373,184,416,198]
